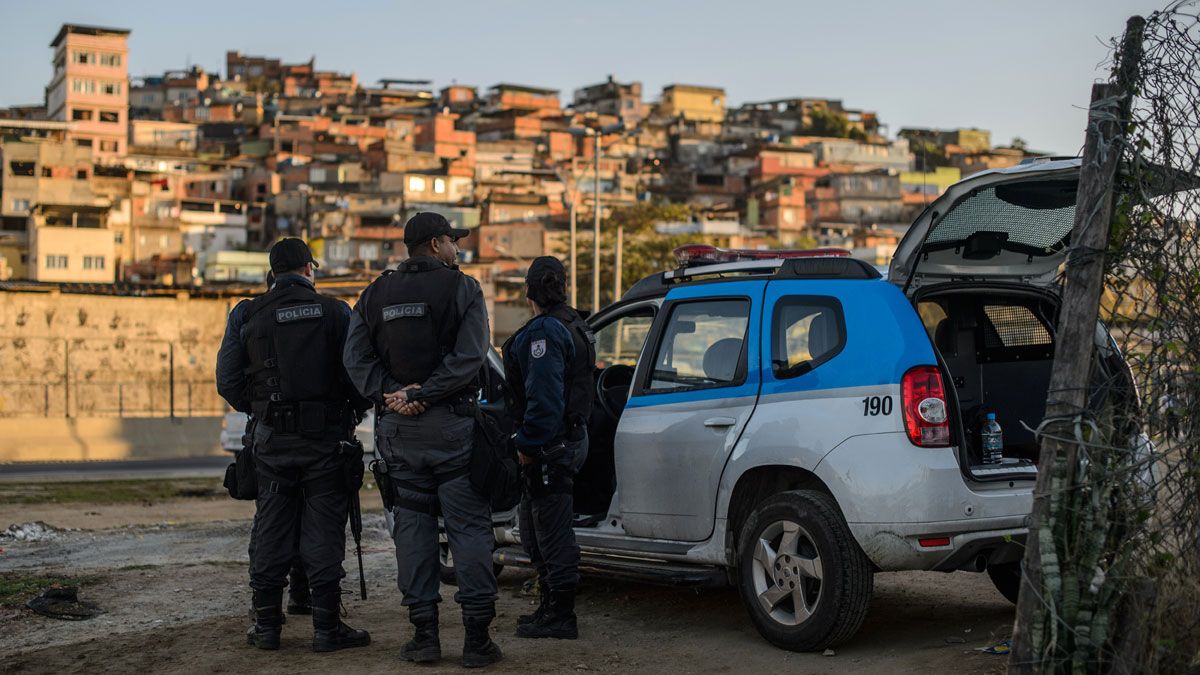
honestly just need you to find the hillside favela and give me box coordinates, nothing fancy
[5,3,1200,673]
[0,23,1045,461]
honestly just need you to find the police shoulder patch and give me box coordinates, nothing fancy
[275,303,324,323]
[383,303,427,321]
[531,338,547,359]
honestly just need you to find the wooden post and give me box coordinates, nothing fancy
[1009,15,1144,673]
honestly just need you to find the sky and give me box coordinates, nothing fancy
[0,0,1160,155]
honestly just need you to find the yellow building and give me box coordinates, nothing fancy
[28,204,116,283]
[660,84,726,123]
[899,167,962,196]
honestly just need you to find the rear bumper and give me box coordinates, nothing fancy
[814,432,1033,570]
[849,520,1027,571]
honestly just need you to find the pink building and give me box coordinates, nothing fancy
[46,24,130,158]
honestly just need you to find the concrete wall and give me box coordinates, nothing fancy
[0,290,238,418]
[0,416,222,462]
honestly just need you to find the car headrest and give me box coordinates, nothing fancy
[934,319,956,356]
[702,337,743,382]
[809,311,839,359]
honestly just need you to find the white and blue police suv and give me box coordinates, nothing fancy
[451,158,1142,651]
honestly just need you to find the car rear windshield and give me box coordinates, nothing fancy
[927,180,1077,252]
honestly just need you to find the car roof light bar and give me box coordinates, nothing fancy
[673,244,851,268]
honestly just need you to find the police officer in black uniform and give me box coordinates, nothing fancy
[342,212,502,668]
[216,238,371,652]
[242,270,311,633]
[502,256,595,640]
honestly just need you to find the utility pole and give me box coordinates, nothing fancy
[1009,15,1144,672]
[592,131,601,314]
[614,224,623,301]
[569,156,578,308]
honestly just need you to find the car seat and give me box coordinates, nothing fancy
[703,338,743,382]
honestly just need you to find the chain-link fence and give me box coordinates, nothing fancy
[1013,4,1200,672]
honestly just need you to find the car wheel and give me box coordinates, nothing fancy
[736,489,873,651]
[986,561,1021,605]
[439,542,504,586]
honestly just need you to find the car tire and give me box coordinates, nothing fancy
[439,542,504,586]
[986,561,1021,605]
[736,489,873,651]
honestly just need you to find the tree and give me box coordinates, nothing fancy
[806,107,850,138]
[1010,136,1029,151]
[569,202,693,309]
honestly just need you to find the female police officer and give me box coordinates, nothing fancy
[502,256,596,640]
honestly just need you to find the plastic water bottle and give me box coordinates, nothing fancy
[982,413,1004,464]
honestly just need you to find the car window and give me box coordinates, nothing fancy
[771,297,845,379]
[649,299,749,391]
[594,308,654,368]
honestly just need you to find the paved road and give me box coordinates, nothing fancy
[0,454,231,482]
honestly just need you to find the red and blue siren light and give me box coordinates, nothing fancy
[673,244,852,267]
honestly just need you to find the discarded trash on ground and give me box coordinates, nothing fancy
[26,586,103,621]
[977,640,1011,655]
[1,522,62,542]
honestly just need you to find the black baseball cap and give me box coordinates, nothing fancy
[525,256,567,306]
[269,237,318,273]
[403,211,470,246]
[525,255,565,284]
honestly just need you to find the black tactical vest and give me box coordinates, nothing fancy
[241,278,347,419]
[504,304,597,438]
[361,257,466,397]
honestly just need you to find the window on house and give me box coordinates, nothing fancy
[99,140,118,152]
[433,178,446,194]
[83,256,106,270]
[76,169,88,180]
[9,161,35,176]
[99,110,119,123]
[72,79,96,94]
[408,176,426,192]
[42,167,53,177]
[114,231,124,244]
[99,53,121,67]
[72,109,93,121]
[46,255,69,269]
[72,50,92,65]
[101,81,121,96]
[12,199,31,212]
[75,138,93,148]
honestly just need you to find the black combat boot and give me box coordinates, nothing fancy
[248,588,284,650]
[461,617,503,668]
[515,588,577,640]
[516,581,549,627]
[399,603,441,663]
[310,585,370,653]
[287,564,311,615]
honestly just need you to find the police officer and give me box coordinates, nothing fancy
[243,270,311,630]
[343,212,502,668]
[216,238,371,652]
[502,256,595,640]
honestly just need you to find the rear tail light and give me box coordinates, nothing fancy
[902,365,951,447]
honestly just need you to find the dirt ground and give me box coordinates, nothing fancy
[0,493,1014,674]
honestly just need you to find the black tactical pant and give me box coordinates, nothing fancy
[249,423,349,594]
[377,406,498,622]
[519,434,588,592]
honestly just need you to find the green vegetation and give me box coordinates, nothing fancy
[0,478,225,505]
[0,572,93,608]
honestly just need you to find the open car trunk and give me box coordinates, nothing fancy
[915,284,1056,481]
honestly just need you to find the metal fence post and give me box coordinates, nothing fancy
[168,342,175,420]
